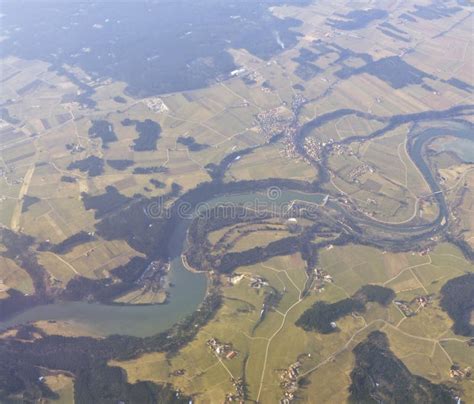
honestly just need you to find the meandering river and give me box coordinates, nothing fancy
[0,120,471,336]
[0,191,325,336]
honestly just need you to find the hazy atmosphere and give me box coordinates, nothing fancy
[0,0,473,403]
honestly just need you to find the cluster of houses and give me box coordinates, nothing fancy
[302,137,348,163]
[299,136,362,172]
[249,276,269,289]
[143,97,168,114]
[291,94,306,113]
[65,142,85,154]
[136,260,170,293]
[394,300,415,317]
[313,267,333,293]
[314,267,333,283]
[394,294,433,317]
[225,377,245,403]
[242,70,262,84]
[450,364,471,380]
[413,294,433,308]
[348,163,375,183]
[419,247,431,256]
[303,137,324,162]
[280,360,303,402]
[207,338,238,361]
[0,166,23,186]
[333,143,353,157]
[256,107,293,141]
[280,128,299,160]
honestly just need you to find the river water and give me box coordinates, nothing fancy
[0,191,324,336]
[1,122,470,337]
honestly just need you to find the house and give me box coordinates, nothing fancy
[226,351,237,360]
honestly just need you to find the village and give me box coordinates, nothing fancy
[136,259,170,293]
[224,378,245,403]
[449,364,472,381]
[278,353,314,403]
[255,106,294,141]
[279,360,301,402]
[348,163,375,183]
[206,338,245,402]
[312,267,334,293]
[143,97,169,114]
[394,294,434,317]
[0,165,22,187]
[226,273,269,290]
[207,337,239,361]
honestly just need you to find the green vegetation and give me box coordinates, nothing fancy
[107,159,135,171]
[296,285,395,333]
[82,186,132,218]
[67,156,104,177]
[296,298,365,333]
[39,231,95,255]
[88,120,118,148]
[1,1,474,402]
[21,195,40,213]
[122,119,161,152]
[0,292,221,402]
[440,273,474,336]
[177,136,209,152]
[349,331,454,403]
